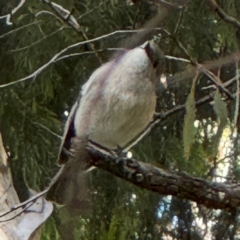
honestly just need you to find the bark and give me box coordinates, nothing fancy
[88,147,240,211]
[0,134,45,240]
[0,133,23,240]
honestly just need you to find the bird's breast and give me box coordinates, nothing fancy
[74,47,158,149]
[74,81,156,149]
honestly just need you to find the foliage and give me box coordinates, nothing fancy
[1,0,240,239]
[183,74,197,160]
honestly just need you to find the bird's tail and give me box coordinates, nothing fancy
[47,137,92,215]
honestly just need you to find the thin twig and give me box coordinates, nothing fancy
[201,76,236,90]
[159,28,196,65]
[156,93,216,119]
[0,200,36,222]
[45,51,191,64]
[155,0,183,9]
[35,10,57,18]
[173,7,184,34]
[43,1,80,30]
[55,48,124,62]
[123,118,162,153]
[0,165,64,220]
[0,0,26,25]
[42,0,102,63]
[165,55,191,63]
[78,3,104,20]
[201,68,235,99]
[125,82,234,152]
[207,0,240,28]
[0,21,41,39]
[168,51,240,87]
[124,72,202,152]
[10,27,65,53]
[0,29,143,89]
[32,122,62,139]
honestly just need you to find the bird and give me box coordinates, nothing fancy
[49,40,165,213]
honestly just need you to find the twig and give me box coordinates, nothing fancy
[33,50,191,64]
[55,48,124,62]
[165,55,191,63]
[0,29,143,89]
[0,21,41,39]
[139,72,240,150]
[125,86,211,152]
[78,4,104,20]
[0,165,64,220]
[174,7,184,34]
[155,93,215,119]
[10,27,65,53]
[42,0,102,63]
[123,118,162,153]
[32,122,62,139]
[43,1,80,30]
[201,76,236,90]
[35,10,57,18]
[159,28,196,65]
[0,200,36,222]
[0,0,26,25]
[175,39,196,65]
[207,0,240,28]
[155,0,183,9]
[168,52,240,86]
[202,68,235,99]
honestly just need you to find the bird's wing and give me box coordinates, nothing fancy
[51,93,92,213]
[57,95,81,163]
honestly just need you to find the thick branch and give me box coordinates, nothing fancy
[88,147,240,211]
[0,134,54,239]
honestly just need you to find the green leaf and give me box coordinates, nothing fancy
[183,75,197,160]
[32,98,37,113]
[16,14,29,22]
[213,90,228,127]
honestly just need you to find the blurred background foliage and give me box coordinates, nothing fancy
[1,0,240,239]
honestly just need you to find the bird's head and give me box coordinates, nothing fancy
[141,40,165,81]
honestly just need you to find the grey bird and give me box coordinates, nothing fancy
[49,40,165,212]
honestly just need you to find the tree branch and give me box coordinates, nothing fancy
[207,0,240,28]
[9,27,65,53]
[0,21,42,39]
[0,29,143,89]
[42,0,102,63]
[169,52,240,84]
[202,68,235,100]
[88,147,240,211]
[0,0,26,25]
